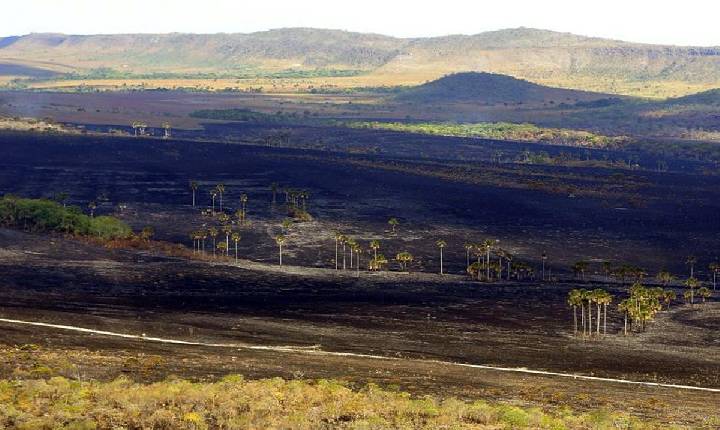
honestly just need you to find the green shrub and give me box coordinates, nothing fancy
[0,195,131,239]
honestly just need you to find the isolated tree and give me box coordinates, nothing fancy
[541,252,548,281]
[436,240,447,275]
[239,193,248,223]
[208,227,218,256]
[388,218,399,233]
[395,251,413,272]
[275,234,286,266]
[231,232,241,261]
[216,184,226,212]
[656,270,674,287]
[684,277,699,305]
[698,287,712,303]
[686,255,697,278]
[370,240,380,262]
[216,241,227,256]
[709,263,719,291]
[190,181,198,207]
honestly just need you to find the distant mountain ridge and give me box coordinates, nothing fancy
[2,27,720,96]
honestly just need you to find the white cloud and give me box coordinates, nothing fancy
[3,0,719,46]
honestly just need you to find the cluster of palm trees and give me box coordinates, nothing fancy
[463,240,534,282]
[188,181,248,261]
[567,288,613,336]
[569,275,714,337]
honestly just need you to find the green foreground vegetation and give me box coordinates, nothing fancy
[0,375,694,430]
[0,195,131,240]
[346,121,628,148]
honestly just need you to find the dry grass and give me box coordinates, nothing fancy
[0,375,701,429]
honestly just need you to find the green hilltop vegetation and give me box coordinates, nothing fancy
[0,375,696,429]
[3,28,720,97]
[0,195,131,240]
[347,121,628,148]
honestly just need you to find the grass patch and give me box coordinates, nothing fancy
[0,375,693,429]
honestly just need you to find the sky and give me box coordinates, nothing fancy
[2,0,719,46]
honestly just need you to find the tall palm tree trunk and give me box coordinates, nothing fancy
[440,248,443,275]
[603,304,607,335]
[573,306,578,335]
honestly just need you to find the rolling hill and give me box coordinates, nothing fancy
[394,72,606,104]
[2,27,720,97]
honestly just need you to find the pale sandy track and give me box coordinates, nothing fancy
[1,317,719,393]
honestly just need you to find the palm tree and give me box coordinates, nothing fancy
[216,241,227,256]
[662,290,676,310]
[698,287,712,303]
[239,194,248,223]
[464,243,473,269]
[656,270,674,286]
[709,263,719,291]
[208,227,218,256]
[395,251,413,272]
[388,218,399,233]
[684,277,699,305]
[601,261,612,281]
[436,240,447,275]
[567,289,583,335]
[618,299,631,335]
[482,239,495,281]
[578,289,588,335]
[370,240,380,262]
[216,184,226,211]
[541,252,547,281]
[210,189,218,214]
[686,255,697,278]
[596,290,612,336]
[275,234,286,266]
[282,218,293,233]
[334,232,343,270]
[572,261,589,281]
[190,181,198,207]
[340,235,348,270]
[231,232,241,261]
[353,244,362,276]
[88,201,97,218]
[345,238,357,269]
[222,225,232,255]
